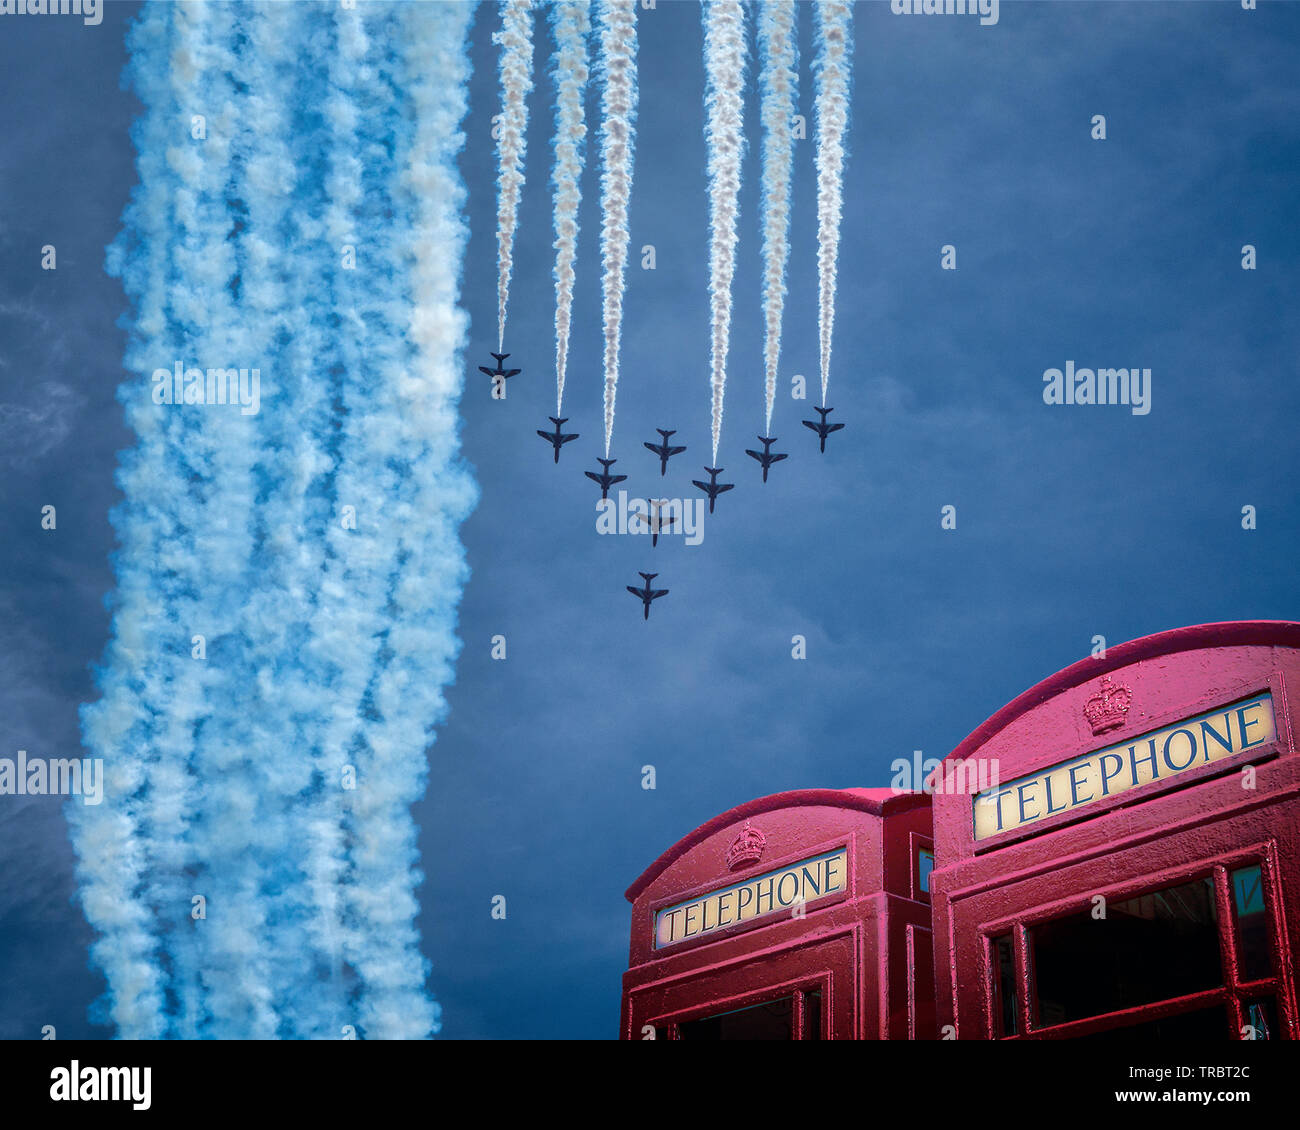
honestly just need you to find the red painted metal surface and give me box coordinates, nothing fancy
[623,622,1299,1039]
[621,789,934,1040]
[929,620,1300,1040]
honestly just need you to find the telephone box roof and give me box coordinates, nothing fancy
[624,787,929,902]
[935,620,1300,778]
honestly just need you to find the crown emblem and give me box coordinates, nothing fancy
[725,822,766,871]
[1084,675,1132,736]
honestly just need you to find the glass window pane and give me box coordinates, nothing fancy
[678,995,794,1040]
[1031,876,1221,1027]
[992,933,1018,1037]
[1242,998,1276,1041]
[1231,865,1272,982]
[918,848,934,894]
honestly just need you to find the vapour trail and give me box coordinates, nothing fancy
[813,0,852,407]
[595,0,637,457]
[494,0,535,353]
[703,0,747,464]
[757,1,797,434]
[550,0,591,417]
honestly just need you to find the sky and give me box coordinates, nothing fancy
[0,0,1298,1040]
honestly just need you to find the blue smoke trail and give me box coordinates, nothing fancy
[72,0,477,1040]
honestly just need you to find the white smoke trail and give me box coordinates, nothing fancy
[550,1,591,417]
[595,0,637,457]
[494,0,536,353]
[703,0,747,464]
[757,1,797,434]
[813,0,852,408]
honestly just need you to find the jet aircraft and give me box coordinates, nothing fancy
[802,406,844,453]
[643,429,687,476]
[744,435,788,482]
[537,417,580,463]
[627,572,669,620]
[584,457,627,501]
[691,466,734,514]
[633,499,677,547]
[478,352,521,380]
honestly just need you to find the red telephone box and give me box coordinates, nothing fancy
[930,620,1300,1040]
[621,788,935,1039]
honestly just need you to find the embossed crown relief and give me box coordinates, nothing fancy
[725,821,766,871]
[1084,675,1133,736]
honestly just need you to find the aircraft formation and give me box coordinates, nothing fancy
[483,2,856,624]
[479,353,845,621]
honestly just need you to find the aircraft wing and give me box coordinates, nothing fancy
[715,482,734,494]
[801,419,820,433]
[669,445,686,456]
[610,473,628,485]
[560,433,579,445]
[652,589,669,600]
[827,422,845,433]
[770,453,788,463]
[643,441,661,454]
[585,471,603,484]
[479,366,496,377]
[626,586,645,598]
[745,449,761,461]
[504,368,520,377]
[537,430,555,442]
[691,479,709,492]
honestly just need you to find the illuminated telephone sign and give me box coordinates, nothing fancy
[973,692,1276,840]
[653,848,847,949]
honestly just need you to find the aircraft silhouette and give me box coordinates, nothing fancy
[478,352,521,380]
[643,428,687,476]
[627,571,669,620]
[745,435,788,482]
[584,457,627,501]
[692,466,735,514]
[537,417,580,463]
[802,406,844,453]
[633,499,677,547]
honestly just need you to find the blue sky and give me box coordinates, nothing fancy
[1,0,1297,1040]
